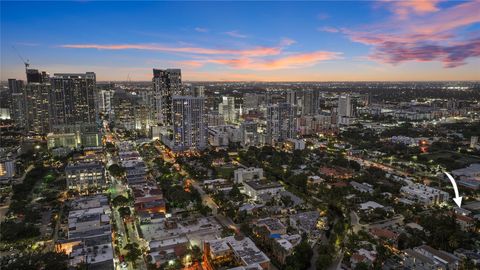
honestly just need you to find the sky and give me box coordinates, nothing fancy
[1,0,480,81]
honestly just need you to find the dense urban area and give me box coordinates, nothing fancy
[0,68,479,270]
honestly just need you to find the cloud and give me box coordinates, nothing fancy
[224,30,248,38]
[318,26,339,33]
[194,27,209,33]
[335,0,480,68]
[205,51,341,70]
[279,37,296,46]
[60,43,281,57]
[379,0,441,19]
[173,60,206,68]
[61,38,341,72]
[369,37,480,68]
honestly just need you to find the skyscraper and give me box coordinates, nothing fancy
[218,96,236,123]
[50,72,97,128]
[168,96,207,151]
[8,79,27,128]
[192,86,205,97]
[26,69,49,84]
[98,89,115,117]
[338,95,352,118]
[152,69,183,126]
[301,90,320,116]
[25,80,51,134]
[266,103,297,145]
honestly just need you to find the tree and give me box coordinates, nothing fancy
[2,251,68,270]
[112,195,130,207]
[188,245,202,262]
[118,206,131,218]
[108,164,125,178]
[316,254,332,270]
[285,241,313,270]
[316,244,335,270]
[281,195,294,207]
[354,262,369,270]
[229,184,243,201]
[0,220,40,242]
[124,243,142,264]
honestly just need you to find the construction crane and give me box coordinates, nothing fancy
[12,45,30,70]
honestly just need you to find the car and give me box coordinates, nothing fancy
[120,262,128,269]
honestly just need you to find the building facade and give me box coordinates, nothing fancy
[167,96,207,152]
[152,68,183,125]
[266,103,297,145]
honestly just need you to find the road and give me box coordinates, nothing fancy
[153,141,243,234]
[105,130,147,270]
[347,156,411,178]
[349,211,366,233]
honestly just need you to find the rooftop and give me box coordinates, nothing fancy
[244,180,282,191]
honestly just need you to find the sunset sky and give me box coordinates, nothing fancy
[1,1,479,81]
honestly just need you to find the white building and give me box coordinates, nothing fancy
[243,180,284,200]
[208,125,243,147]
[286,138,306,150]
[338,95,352,117]
[400,183,450,206]
[65,161,106,192]
[98,89,114,115]
[218,96,237,124]
[234,167,264,183]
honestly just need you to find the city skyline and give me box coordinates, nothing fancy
[2,1,480,82]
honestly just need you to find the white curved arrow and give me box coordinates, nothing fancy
[444,172,462,208]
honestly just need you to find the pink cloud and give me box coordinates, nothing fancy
[380,0,441,19]
[336,0,480,68]
[206,51,341,70]
[173,60,206,68]
[318,26,340,33]
[60,43,281,57]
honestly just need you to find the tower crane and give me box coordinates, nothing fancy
[12,45,30,71]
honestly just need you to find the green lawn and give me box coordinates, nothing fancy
[215,166,235,179]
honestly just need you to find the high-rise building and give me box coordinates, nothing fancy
[286,91,298,106]
[50,73,97,128]
[338,95,352,118]
[218,96,236,123]
[25,79,51,134]
[266,103,297,145]
[98,89,115,116]
[241,120,259,147]
[301,90,320,116]
[152,69,183,125]
[111,90,154,133]
[26,69,49,84]
[167,96,206,151]
[192,86,205,97]
[8,79,27,128]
